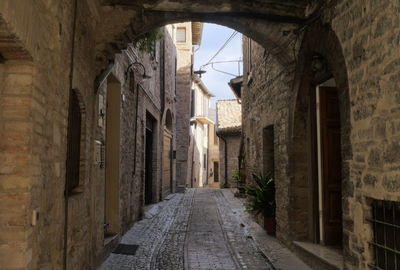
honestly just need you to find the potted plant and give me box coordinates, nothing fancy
[244,173,276,235]
[232,170,246,195]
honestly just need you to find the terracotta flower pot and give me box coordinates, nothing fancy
[264,217,276,235]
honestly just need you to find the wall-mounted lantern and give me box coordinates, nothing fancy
[125,61,152,82]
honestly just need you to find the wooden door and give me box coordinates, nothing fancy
[145,128,153,205]
[162,133,173,198]
[104,80,121,235]
[213,162,219,182]
[319,86,342,246]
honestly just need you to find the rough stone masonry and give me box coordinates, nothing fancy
[0,1,399,269]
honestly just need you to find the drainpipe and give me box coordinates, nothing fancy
[64,0,78,269]
[190,135,195,188]
[132,82,140,177]
[205,124,210,186]
[160,38,165,198]
[160,39,165,115]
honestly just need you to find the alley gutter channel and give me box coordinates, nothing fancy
[222,189,311,270]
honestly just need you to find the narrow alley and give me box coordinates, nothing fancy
[2,1,400,270]
[100,188,308,270]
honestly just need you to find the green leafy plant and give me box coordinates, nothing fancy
[245,173,275,218]
[132,28,164,54]
[232,170,245,185]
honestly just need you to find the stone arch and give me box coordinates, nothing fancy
[288,22,351,247]
[95,2,315,70]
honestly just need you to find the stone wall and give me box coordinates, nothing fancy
[0,1,99,269]
[242,37,294,244]
[174,22,195,191]
[0,0,176,267]
[1,0,399,269]
[161,26,178,198]
[241,1,400,269]
[331,1,400,269]
[218,134,241,188]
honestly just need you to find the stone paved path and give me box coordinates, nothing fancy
[99,189,281,270]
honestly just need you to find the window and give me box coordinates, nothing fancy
[176,27,186,43]
[66,89,82,194]
[262,125,274,176]
[368,200,400,270]
[203,154,207,169]
[203,96,208,117]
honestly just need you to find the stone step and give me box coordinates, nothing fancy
[293,241,343,270]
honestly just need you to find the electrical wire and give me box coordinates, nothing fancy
[200,30,239,70]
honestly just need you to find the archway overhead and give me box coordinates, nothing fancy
[96,0,324,69]
[100,0,311,19]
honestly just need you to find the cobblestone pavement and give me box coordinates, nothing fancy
[99,189,278,270]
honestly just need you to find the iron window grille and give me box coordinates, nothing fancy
[367,200,400,270]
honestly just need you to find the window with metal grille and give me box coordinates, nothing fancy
[65,89,82,195]
[368,200,400,270]
[176,27,186,43]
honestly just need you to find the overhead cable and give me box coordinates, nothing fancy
[200,30,239,70]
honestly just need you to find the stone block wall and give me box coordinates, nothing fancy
[0,1,177,267]
[161,26,177,198]
[0,60,37,269]
[0,1,99,269]
[241,1,400,268]
[218,134,241,188]
[242,37,294,244]
[0,0,399,269]
[330,1,400,268]
[175,22,194,190]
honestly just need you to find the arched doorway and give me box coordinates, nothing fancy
[289,22,352,262]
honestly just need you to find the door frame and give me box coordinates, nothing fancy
[312,78,343,246]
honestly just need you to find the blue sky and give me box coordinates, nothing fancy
[194,24,243,108]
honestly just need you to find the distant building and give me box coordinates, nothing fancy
[188,75,215,187]
[216,99,242,188]
[172,22,204,191]
[206,108,221,188]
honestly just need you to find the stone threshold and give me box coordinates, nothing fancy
[104,234,119,246]
[293,241,343,270]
